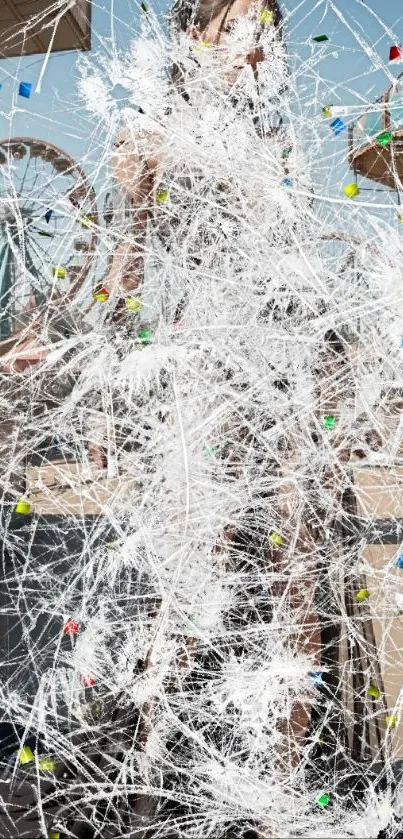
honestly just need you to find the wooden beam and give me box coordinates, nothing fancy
[2,0,47,54]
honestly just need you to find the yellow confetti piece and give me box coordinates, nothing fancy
[49,833,60,839]
[52,267,66,279]
[15,498,31,515]
[39,757,56,771]
[259,8,274,24]
[93,286,109,302]
[18,746,35,765]
[157,188,170,204]
[269,530,284,546]
[322,106,333,117]
[78,214,95,228]
[398,213,403,223]
[126,296,142,312]
[343,183,360,199]
[194,39,211,52]
[367,684,381,699]
[91,700,103,718]
[386,714,399,729]
[355,588,370,603]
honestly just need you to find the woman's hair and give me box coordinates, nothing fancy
[167,0,283,40]
[166,0,286,136]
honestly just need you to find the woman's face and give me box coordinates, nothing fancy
[188,0,267,85]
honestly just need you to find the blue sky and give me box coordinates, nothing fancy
[0,0,403,202]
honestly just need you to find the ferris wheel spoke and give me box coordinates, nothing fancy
[18,155,34,197]
[0,137,98,349]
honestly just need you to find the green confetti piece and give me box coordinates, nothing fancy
[386,714,399,729]
[141,1,147,11]
[203,442,216,457]
[323,415,336,430]
[317,793,330,807]
[139,329,152,345]
[376,131,392,147]
[313,34,329,42]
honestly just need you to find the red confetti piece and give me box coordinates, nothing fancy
[64,619,80,635]
[390,45,402,62]
[81,675,96,687]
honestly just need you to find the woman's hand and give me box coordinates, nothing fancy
[112,127,159,199]
[104,241,144,301]
[112,128,143,194]
[0,336,49,374]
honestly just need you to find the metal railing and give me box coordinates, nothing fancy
[348,72,403,160]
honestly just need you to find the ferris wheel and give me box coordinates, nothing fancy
[0,137,98,356]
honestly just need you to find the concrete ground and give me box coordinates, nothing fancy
[10,458,403,759]
[1,456,403,836]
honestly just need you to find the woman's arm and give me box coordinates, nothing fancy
[0,335,50,373]
[107,128,157,302]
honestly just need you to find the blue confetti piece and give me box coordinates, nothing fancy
[330,117,346,136]
[45,209,53,224]
[18,82,32,99]
[309,671,325,686]
[395,555,403,570]
[282,178,293,187]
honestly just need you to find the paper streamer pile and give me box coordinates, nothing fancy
[1,1,403,837]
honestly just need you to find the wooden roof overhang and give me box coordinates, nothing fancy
[349,130,403,190]
[0,0,91,58]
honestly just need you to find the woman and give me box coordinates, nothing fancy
[0,3,323,838]
[89,1,322,835]
[104,0,289,317]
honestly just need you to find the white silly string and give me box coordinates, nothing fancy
[1,2,403,838]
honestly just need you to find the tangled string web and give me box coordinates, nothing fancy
[2,0,403,836]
